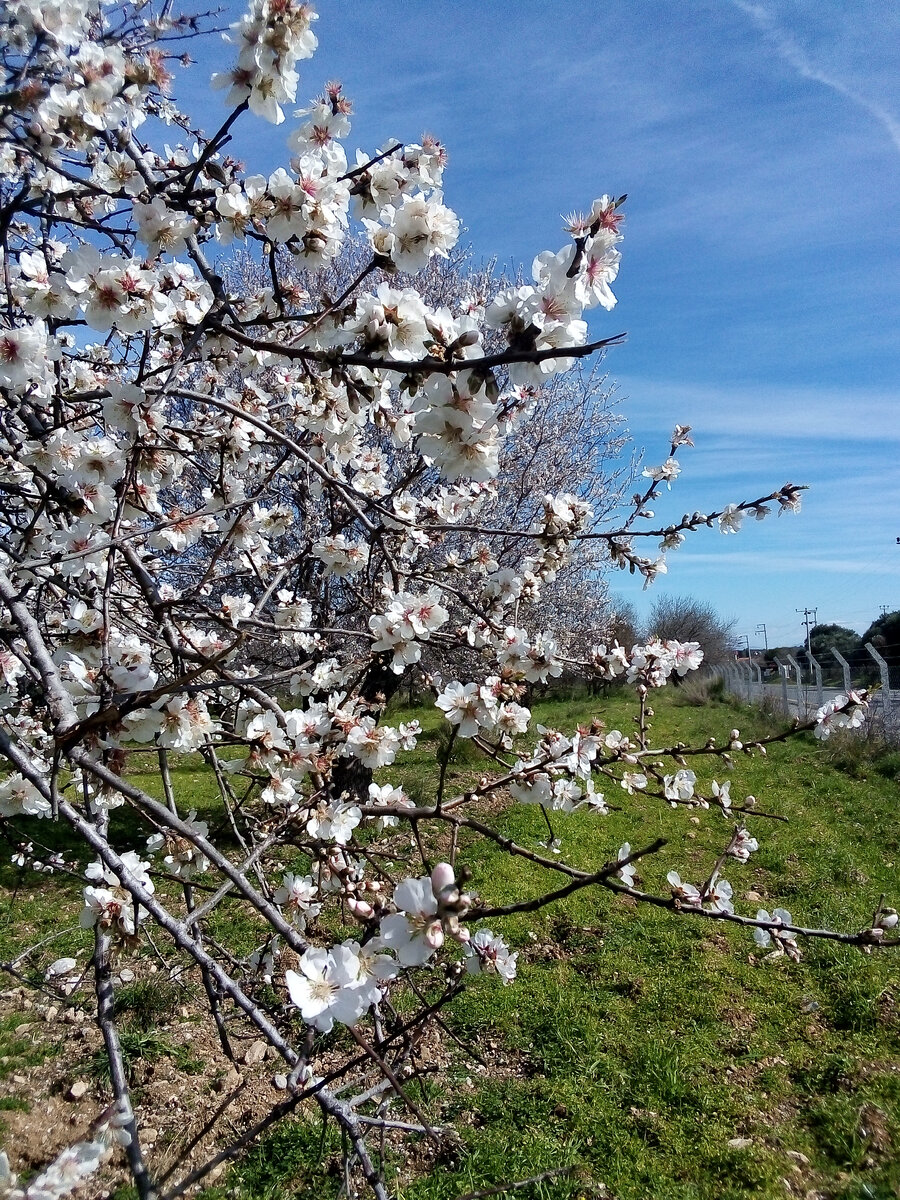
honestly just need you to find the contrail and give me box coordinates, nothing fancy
[732,0,900,155]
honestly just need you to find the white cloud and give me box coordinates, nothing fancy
[732,1,900,155]
[618,376,900,442]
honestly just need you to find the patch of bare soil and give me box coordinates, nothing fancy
[0,959,541,1199]
[0,980,303,1196]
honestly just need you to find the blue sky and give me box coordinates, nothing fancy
[185,1,900,647]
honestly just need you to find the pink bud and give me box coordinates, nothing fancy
[424,920,445,951]
[348,898,374,920]
[431,861,455,899]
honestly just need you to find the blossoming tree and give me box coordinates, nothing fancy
[0,1,894,1197]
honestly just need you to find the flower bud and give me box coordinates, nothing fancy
[424,920,444,950]
[431,861,456,900]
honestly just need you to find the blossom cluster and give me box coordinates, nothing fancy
[813,691,869,740]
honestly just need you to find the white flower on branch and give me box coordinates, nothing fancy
[465,930,518,984]
[436,681,496,739]
[753,908,801,961]
[0,774,51,820]
[306,799,361,846]
[711,780,732,811]
[643,458,681,489]
[667,871,701,905]
[814,691,868,740]
[663,769,696,803]
[147,811,210,880]
[718,504,744,535]
[79,886,143,939]
[729,828,759,864]
[286,943,380,1033]
[704,878,734,915]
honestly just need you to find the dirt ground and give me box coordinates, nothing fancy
[1,975,307,1196]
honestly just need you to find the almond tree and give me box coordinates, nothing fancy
[0,2,894,1198]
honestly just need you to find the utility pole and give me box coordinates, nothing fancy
[755,622,768,652]
[796,607,817,657]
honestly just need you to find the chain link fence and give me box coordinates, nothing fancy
[715,644,899,743]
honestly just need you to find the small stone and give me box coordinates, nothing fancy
[118,969,135,983]
[12,1074,27,1085]
[141,1128,159,1145]
[744,890,762,903]
[689,816,701,825]
[272,1073,288,1090]
[213,1067,242,1093]
[786,1151,809,1165]
[68,1080,89,1101]
[728,1137,752,1149]
[244,1039,267,1066]
[45,1007,58,1022]
[15,1023,32,1036]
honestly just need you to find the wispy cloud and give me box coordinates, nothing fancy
[672,551,900,577]
[618,376,900,442]
[732,1,900,155]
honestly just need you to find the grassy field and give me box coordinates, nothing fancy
[1,689,899,1200]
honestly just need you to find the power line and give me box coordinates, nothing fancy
[796,606,817,656]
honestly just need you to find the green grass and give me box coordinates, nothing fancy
[2,691,899,1199]
[87,1026,203,1085]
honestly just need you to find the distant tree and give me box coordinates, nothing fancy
[645,595,735,667]
[607,598,641,649]
[810,624,859,660]
[766,646,802,672]
[807,624,864,686]
[862,610,900,655]
[861,610,900,683]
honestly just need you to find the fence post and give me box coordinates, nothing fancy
[786,653,805,718]
[807,651,824,711]
[751,658,763,701]
[832,647,853,694]
[726,664,738,699]
[773,657,790,716]
[865,642,896,738]
[742,661,753,704]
